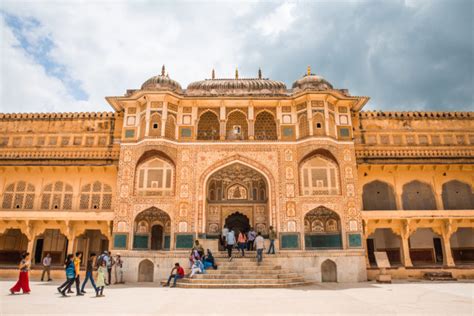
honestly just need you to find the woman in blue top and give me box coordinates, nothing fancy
[60,254,76,297]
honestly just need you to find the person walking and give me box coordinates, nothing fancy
[163,263,185,288]
[59,254,76,297]
[221,224,229,251]
[40,253,52,282]
[114,254,124,284]
[80,253,98,294]
[226,228,236,261]
[237,230,247,257]
[9,252,31,295]
[267,226,277,255]
[106,251,114,285]
[255,232,265,265]
[73,252,84,296]
[247,227,256,251]
[95,260,107,297]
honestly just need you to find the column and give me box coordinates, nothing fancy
[220,104,226,140]
[248,103,254,140]
[400,222,413,267]
[219,121,226,140]
[307,101,313,136]
[441,221,455,267]
[144,99,151,137]
[161,101,168,137]
[67,235,76,254]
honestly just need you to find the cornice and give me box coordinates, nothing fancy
[0,148,120,160]
[355,147,474,159]
[0,112,121,121]
[358,111,474,119]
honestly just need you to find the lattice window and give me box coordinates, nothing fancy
[136,158,174,196]
[298,114,309,139]
[40,181,73,210]
[165,115,176,139]
[79,181,113,210]
[2,181,35,209]
[149,113,161,137]
[197,111,220,140]
[254,111,277,140]
[226,111,248,140]
[304,207,341,233]
[300,156,340,195]
[312,113,325,136]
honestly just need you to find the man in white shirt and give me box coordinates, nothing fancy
[255,232,265,265]
[221,225,229,251]
[41,253,52,281]
[226,229,236,261]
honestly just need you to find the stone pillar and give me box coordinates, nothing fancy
[219,121,226,140]
[435,190,444,210]
[307,101,313,136]
[26,239,35,262]
[161,101,168,137]
[400,222,413,267]
[144,99,151,137]
[67,235,76,254]
[248,120,255,140]
[395,193,403,210]
[441,220,455,267]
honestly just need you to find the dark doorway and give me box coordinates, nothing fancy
[321,259,337,282]
[34,238,44,264]
[151,225,164,250]
[366,238,376,266]
[225,212,250,237]
[433,238,443,263]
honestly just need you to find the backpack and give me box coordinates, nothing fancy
[96,254,104,268]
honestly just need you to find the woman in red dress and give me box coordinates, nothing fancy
[10,252,31,294]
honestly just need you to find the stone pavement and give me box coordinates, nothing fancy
[0,280,472,315]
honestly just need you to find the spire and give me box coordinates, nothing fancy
[212,68,215,79]
[307,65,311,76]
[258,68,262,79]
[161,65,166,76]
[235,68,239,79]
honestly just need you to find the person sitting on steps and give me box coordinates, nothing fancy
[163,263,185,288]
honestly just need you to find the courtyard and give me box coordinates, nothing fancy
[0,280,472,315]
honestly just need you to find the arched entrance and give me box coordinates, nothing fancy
[74,230,109,262]
[205,162,269,236]
[0,229,28,265]
[304,207,342,249]
[133,207,171,250]
[225,212,250,237]
[321,259,337,282]
[138,259,154,282]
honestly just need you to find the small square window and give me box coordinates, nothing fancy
[316,123,322,129]
[153,123,159,129]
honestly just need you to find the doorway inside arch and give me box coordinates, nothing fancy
[225,212,250,237]
[151,225,164,250]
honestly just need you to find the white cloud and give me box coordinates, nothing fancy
[254,2,296,38]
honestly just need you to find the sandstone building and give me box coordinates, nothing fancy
[0,66,473,283]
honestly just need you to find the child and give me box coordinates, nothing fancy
[95,260,107,297]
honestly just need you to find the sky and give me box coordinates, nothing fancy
[0,0,472,113]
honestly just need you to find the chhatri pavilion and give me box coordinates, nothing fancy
[0,66,473,284]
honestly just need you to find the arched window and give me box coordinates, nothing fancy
[312,112,325,136]
[133,207,171,250]
[136,157,174,196]
[442,180,474,210]
[298,114,309,139]
[79,181,113,210]
[165,115,176,139]
[254,111,277,140]
[300,155,340,195]
[149,113,161,137]
[2,181,35,209]
[363,180,397,210]
[402,180,437,210]
[41,181,73,210]
[304,207,342,249]
[226,111,248,140]
[197,111,220,140]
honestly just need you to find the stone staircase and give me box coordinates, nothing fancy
[164,255,311,288]
[423,271,457,281]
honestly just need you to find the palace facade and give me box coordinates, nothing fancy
[1,66,473,282]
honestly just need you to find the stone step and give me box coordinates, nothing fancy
[216,263,278,268]
[179,278,305,285]
[206,269,291,275]
[192,273,299,279]
[167,281,313,289]
[423,272,457,281]
[208,265,282,271]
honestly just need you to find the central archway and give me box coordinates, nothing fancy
[205,162,269,236]
[133,207,171,250]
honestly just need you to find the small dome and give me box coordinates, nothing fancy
[292,67,333,92]
[140,66,182,93]
[187,78,287,96]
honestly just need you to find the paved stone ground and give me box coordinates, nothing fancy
[0,280,472,315]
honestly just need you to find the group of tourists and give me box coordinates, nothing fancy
[57,250,124,297]
[221,225,276,262]
[8,250,124,297]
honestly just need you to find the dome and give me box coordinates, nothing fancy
[292,67,333,92]
[140,66,182,93]
[186,69,287,96]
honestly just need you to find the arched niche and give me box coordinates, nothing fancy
[304,207,342,249]
[442,180,474,210]
[138,259,154,282]
[362,180,397,210]
[321,259,337,282]
[133,207,171,250]
[402,181,437,210]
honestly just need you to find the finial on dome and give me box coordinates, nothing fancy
[235,68,239,79]
[161,65,166,76]
[212,68,215,79]
[307,65,311,76]
[258,68,262,79]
